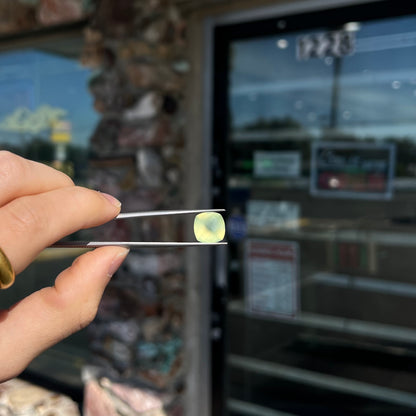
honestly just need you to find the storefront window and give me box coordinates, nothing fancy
[0,33,97,389]
[0,37,97,183]
[213,2,416,414]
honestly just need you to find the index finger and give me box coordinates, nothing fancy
[0,151,74,207]
[0,186,121,274]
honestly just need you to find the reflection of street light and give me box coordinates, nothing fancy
[392,80,401,89]
[329,177,340,188]
[343,22,361,32]
[276,39,289,49]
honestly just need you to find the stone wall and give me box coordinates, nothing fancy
[0,0,92,33]
[81,1,189,414]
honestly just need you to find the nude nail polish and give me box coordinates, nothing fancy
[100,192,122,208]
[107,248,129,277]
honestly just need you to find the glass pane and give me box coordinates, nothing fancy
[0,39,98,184]
[222,9,416,416]
[0,35,97,387]
[230,29,333,137]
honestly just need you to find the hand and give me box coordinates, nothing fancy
[0,151,129,381]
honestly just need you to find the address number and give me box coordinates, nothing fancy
[297,30,355,60]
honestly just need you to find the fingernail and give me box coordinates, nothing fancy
[100,192,122,208]
[107,248,129,277]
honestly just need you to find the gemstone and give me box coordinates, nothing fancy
[193,212,225,243]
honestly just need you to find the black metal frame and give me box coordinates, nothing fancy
[210,1,416,414]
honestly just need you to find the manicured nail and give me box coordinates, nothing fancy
[107,248,129,277]
[100,192,121,208]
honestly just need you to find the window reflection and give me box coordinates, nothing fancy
[0,46,98,183]
[0,35,97,388]
[221,8,416,415]
[230,15,416,141]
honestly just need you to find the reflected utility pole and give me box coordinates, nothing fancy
[329,56,342,129]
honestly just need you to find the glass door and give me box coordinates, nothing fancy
[212,1,416,414]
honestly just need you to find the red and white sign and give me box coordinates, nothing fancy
[245,239,299,318]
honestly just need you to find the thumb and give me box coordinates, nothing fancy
[0,246,129,381]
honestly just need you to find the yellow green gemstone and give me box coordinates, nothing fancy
[193,212,225,243]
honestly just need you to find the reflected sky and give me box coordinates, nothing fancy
[0,49,98,148]
[230,14,416,140]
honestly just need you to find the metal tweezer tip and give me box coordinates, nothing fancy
[52,241,227,248]
[115,208,225,219]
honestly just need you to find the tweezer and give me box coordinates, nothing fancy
[51,209,227,248]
